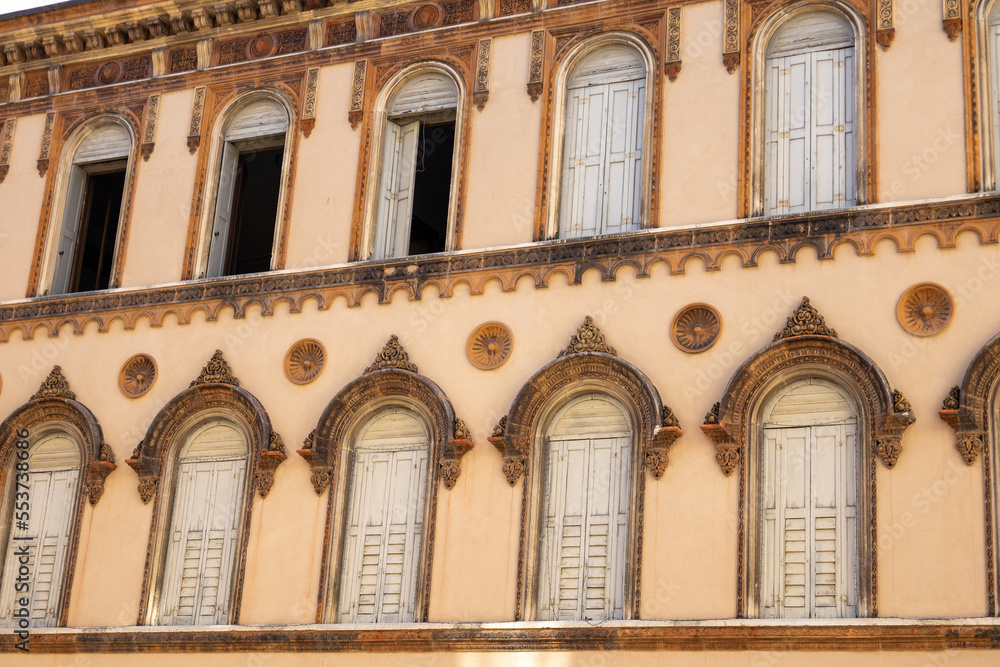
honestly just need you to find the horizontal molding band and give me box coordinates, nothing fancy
[7,620,1000,653]
[2,195,999,343]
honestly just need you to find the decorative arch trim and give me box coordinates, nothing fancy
[0,366,114,626]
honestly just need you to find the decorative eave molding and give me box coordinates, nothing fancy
[1,197,1000,343]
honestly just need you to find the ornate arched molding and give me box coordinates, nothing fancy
[126,350,286,503]
[940,329,1000,466]
[701,298,914,475]
[0,366,114,626]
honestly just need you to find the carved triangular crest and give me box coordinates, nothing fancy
[558,316,617,357]
[773,297,838,341]
[190,350,240,387]
[365,335,418,373]
[32,366,76,400]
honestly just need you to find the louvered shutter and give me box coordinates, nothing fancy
[225,99,288,141]
[339,410,428,623]
[810,49,853,209]
[602,79,644,235]
[50,166,88,295]
[388,73,459,117]
[206,142,240,278]
[74,125,130,164]
[374,120,419,260]
[0,434,80,628]
[991,20,1000,184]
[158,423,247,626]
[761,380,858,619]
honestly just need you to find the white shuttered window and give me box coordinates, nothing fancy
[0,432,81,628]
[560,45,646,239]
[760,379,858,619]
[989,3,1000,187]
[339,408,429,623]
[158,421,248,626]
[764,13,855,215]
[537,394,631,621]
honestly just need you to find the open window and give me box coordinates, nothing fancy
[49,124,131,296]
[367,69,463,260]
[204,97,290,278]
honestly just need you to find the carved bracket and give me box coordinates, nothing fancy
[701,403,740,476]
[0,118,15,184]
[527,30,544,102]
[723,0,739,74]
[297,429,333,495]
[473,38,491,111]
[488,416,526,486]
[256,431,288,498]
[141,94,159,161]
[939,386,985,465]
[440,417,474,489]
[874,390,915,468]
[84,443,117,505]
[876,0,895,51]
[126,443,161,504]
[943,0,962,42]
[644,407,683,479]
[349,60,367,130]
[665,7,682,83]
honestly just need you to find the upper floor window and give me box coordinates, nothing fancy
[558,43,648,239]
[0,430,82,628]
[47,121,133,295]
[762,11,857,215]
[982,1,1000,190]
[155,419,249,625]
[336,407,430,623]
[199,94,292,279]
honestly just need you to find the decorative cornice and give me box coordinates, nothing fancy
[773,297,837,340]
[1,199,1000,343]
[558,316,616,357]
[365,335,418,373]
[31,365,76,400]
[190,349,240,387]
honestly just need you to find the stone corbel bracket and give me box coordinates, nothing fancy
[943,0,962,42]
[126,443,161,504]
[140,94,160,161]
[36,112,54,177]
[722,0,740,74]
[256,430,288,498]
[876,0,895,51]
[874,390,916,469]
[84,443,117,505]
[700,402,740,476]
[441,417,474,489]
[644,407,683,479]
[489,416,527,486]
[297,429,334,495]
[665,7,682,83]
[939,386,986,465]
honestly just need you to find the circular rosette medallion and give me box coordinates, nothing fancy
[897,283,953,336]
[284,339,326,385]
[118,354,157,398]
[671,304,722,353]
[467,322,514,370]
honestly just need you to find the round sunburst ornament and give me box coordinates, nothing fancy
[118,354,157,398]
[671,304,722,353]
[285,339,326,385]
[897,283,953,336]
[467,322,514,370]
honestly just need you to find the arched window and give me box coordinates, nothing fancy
[760,10,860,215]
[200,93,293,278]
[758,378,858,618]
[337,407,430,623]
[982,1,1000,190]
[46,119,135,295]
[368,69,463,260]
[0,430,82,628]
[536,393,632,621]
[558,43,648,239]
[155,419,249,626]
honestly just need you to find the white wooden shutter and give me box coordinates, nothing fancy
[158,422,247,626]
[388,73,459,117]
[374,120,419,260]
[225,99,288,141]
[560,45,645,239]
[761,380,858,619]
[990,18,1000,187]
[0,433,80,628]
[74,124,130,164]
[339,409,428,623]
[50,166,88,295]
[538,395,630,622]
[207,141,240,278]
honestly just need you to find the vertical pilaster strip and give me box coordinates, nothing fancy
[187,86,206,154]
[876,0,895,51]
[527,30,544,102]
[349,60,367,130]
[943,0,962,42]
[665,7,682,82]
[302,67,320,137]
[141,94,160,161]
[37,112,55,177]
[723,0,740,74]
[474,38,492,111]
[0,118,15,183]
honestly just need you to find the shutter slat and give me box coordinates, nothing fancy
[226,99,288,141]
[75,125,130,164]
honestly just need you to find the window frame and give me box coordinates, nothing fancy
[357,62,468,261]
[543,32,657,241]
[38,115,138,297]
[748,2,869,217]
[192,90,295,280]
[976,0,1000,191]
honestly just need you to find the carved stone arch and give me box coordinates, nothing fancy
[701,298,915,619]
[938,331,1000,616]
[0,366,115,627]
[540,30,660,241]
[744,0,873,217]
[300,335,473,623]
[128,350,285,625]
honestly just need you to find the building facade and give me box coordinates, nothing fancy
[0,0,998,663]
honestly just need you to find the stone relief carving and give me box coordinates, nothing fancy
[256,431,287,498]
[302,67,320,137]
[723,0,740,74]
[32,365,76,400]
[190,349,241,387]
[559,316,617,357]
[467,321,513,370]
[118,354,157,398]
[187,86,206,153]
[773,297,837,340]
[0,118,14,183]
[284,338,326,385]
[141,94,159,161]
[943,0,961,42]
[876,0,895,51]
[365,335,418,373]
[474,38,492,111]
[665,7,682,82]
[349,60,367,130]
[36,112,54,176]
[896,283,953,336]
[527,30,544,102]
[671,303,722,353]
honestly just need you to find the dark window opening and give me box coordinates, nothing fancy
[70,167,126,293]
[225,146,283,276]
[408,121,454,256]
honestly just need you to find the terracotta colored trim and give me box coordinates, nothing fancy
[4,620,999,653]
